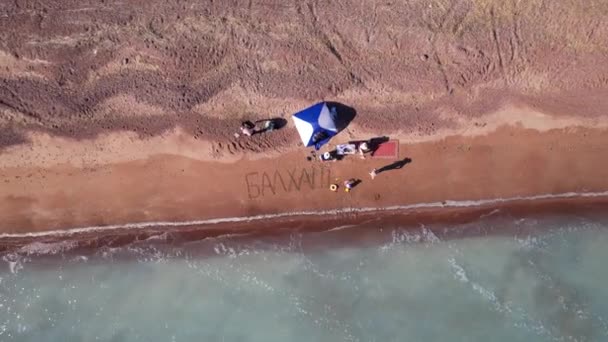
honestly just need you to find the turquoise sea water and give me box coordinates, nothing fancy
[2,214,608,342]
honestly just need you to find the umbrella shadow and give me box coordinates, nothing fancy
[325,101,357,132]
[376,157,412,174]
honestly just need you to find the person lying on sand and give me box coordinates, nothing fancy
[320,151,338,162]
[358,141,371,159]
[236,119,282,138]
[343,179,358,192]
[238,121,256,137]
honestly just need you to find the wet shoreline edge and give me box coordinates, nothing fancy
[2,192,608,255]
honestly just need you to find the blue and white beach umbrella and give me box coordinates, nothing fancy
[292,102,338,150]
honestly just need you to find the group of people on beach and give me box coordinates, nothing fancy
[318,140,379,178]
[315,139,412,191]
[238,117,408,193]
[313,139,386,192]
[317,141,371,161]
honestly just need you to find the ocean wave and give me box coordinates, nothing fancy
[1,241,79,274]
[17,241,78,255]
[379,225,442,252]
[324,224,358,232]
[2,254,27,274]
[447,257,557,340]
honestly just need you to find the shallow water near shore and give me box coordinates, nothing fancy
[2,213,608,341]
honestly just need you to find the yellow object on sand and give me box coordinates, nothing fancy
[330,184,338,191]
[345,188,350,192]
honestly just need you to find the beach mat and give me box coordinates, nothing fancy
[371,140,399,159]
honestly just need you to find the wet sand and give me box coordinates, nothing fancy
[2,194,608,256]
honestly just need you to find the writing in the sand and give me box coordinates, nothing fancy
[245,166,332,199]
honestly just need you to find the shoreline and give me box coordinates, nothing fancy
[2,189,608,239]
[2,193,608,254]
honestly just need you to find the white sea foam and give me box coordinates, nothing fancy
[480,209,501,219]
[17,241,78,255]
[324,224,357,232]
[448,257,470,283]
[142,232,170,241]
[2,254,26,274]
[421,226,441,244]
[379,225,442,252]
[213,243,239,258]
[1,190,607,239]
[448,257,556,339]
[515,235,539,249]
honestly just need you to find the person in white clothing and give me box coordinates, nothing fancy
[358,141,371,159]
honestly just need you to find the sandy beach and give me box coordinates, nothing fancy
[2,103,608,240]
[2,0,608,244]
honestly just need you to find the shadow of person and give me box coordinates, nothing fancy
[254,117,288,134]
[377,157,412,174]
[325,101,357,132]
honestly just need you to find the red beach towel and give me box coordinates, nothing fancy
[371,140,399,159]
